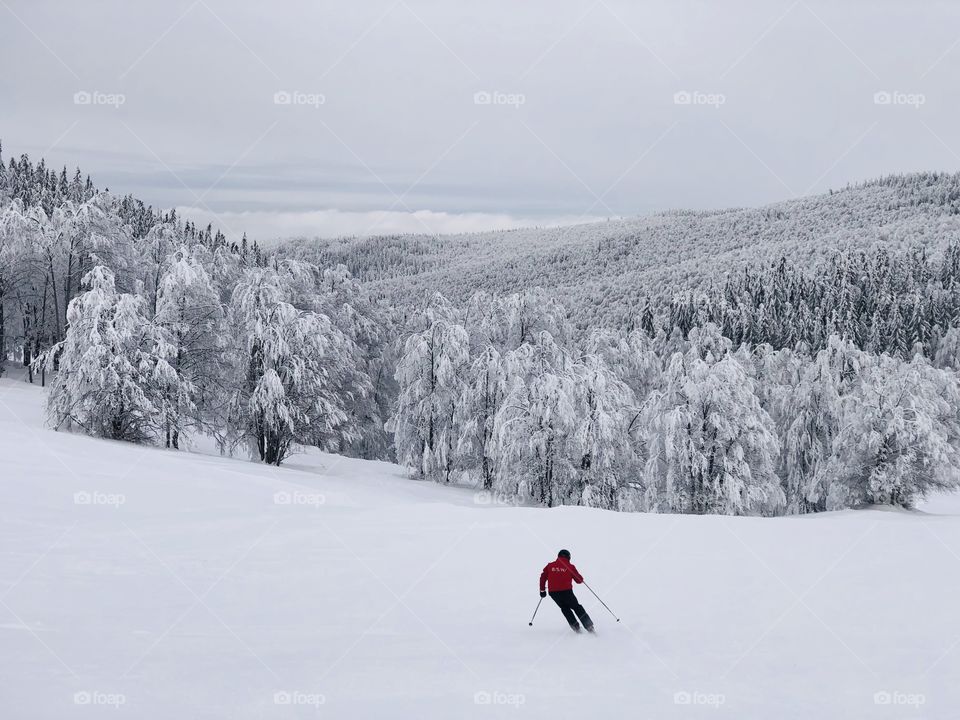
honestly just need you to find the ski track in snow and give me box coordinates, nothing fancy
[1,371,959,718]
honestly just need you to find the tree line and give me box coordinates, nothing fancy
[0,148,392,464]
[288,172,960,332]
[5,145,960,514]
[390,292,960,514]
[0,146,271,382]
[660,244,960,359]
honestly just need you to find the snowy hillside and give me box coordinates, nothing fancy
[3,369,958,719]
[289,173,960,329]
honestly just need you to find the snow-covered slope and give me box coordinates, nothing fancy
[2,370,958,719]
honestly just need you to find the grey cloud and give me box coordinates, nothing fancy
[3,0,959,239]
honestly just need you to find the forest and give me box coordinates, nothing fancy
[288,171,960,330]
[3,144,960,515]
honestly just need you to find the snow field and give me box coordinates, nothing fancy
[2,373,959,718]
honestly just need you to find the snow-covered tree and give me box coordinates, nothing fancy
[463,291,504,354]
[776,337,870,512]
[500,291,573,351]
[225,267,352,465]
[570,353,637,509]
[153,246,224,448]
[640,325,783,515]
[141,222,182,314]
[388,293,469,481]
[34,195,126,344]
[821,353,960,509]
[773,350,837,513]
[455,345,507,489]
[493,352,579,507]
[45,266,167,441]
[934,324,960,370]
[0,199,32,374]
[583,327,661,409]
[312,264,390,460]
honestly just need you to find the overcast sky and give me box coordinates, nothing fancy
[2,0,959,241]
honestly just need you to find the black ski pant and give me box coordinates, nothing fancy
[549,589,593,631]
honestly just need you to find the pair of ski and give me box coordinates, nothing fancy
[529,582,620,632]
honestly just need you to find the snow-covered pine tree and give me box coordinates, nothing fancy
[934,324,960,370]
[639,297,656,336]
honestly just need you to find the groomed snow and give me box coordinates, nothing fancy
[1,367,958,718]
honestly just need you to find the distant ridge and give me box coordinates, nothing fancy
[283,172,960,330]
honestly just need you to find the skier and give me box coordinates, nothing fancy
[539,549,595,633]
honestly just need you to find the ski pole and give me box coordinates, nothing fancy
[528,597,544,626]
[583,581,620,622]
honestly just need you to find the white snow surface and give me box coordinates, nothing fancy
[2,367,959,719]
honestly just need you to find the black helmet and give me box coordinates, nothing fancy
[558,549,571,559]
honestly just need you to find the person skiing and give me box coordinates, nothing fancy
[539,549,595,633]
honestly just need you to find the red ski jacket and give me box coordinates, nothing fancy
[539,557,583,593]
